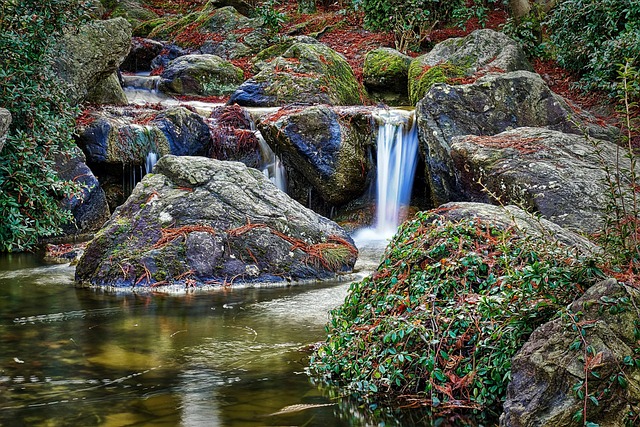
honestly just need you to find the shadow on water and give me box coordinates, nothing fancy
[0,251,446,426]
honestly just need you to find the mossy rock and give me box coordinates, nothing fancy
[159,54,244,96]
[230,42,365,107]
[363,47,411,92]
[407,60,465,105]
[103,0,158,28]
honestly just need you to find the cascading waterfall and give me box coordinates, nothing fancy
[145,151,159,174]
[355,109,419,241]
[253,124,287,192]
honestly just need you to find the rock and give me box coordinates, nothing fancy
[153,107,213,156]
[229,42,364,107]
[449,127,636,233]
[158,54,244,97]
[85,73,128,105]
[251,36,321,71]
[258,105,375,206]
[205,0,255,17]
[435,202,598,254]
[104,0,158,28]
[150,44,189,72]
[55,147,110,235]
[121,37,164,72]
[0,108,11,153]
[53,18,132,104]
[416,71,619,206]
[363,47,411,105]
[408,29,533,105]
[75,155,357,289]
[501,278,640,427]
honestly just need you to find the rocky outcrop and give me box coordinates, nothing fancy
[416,71,619,205]
[55,147,110,235]
[53,18,132,105]
[501,279,640,427]
[85,73,128,106]
[0,108,11,153]
[75,155,357,289]
[449,127,633,233]
[408,29,533,105]
[121,37,164,72]
[258,105,375,206]
[158,54,244,97]
[363,47,411,105]
[229,42,364,107]
[103,0,158,29]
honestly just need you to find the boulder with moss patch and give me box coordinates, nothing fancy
[75,155,357,289]
[101,0,158,29]
[86,73,128,106]
[416,71,619,206]
[408,29,532,105]
[230,42,364,107]
[363,47,412,105]
[158,54,244,97]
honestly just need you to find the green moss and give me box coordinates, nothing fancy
[363,48,410,84]
[408,61,465,105]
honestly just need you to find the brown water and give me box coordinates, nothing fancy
[0,250,427,427]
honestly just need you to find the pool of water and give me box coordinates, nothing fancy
[0,246,433,426]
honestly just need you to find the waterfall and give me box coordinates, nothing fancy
[145,151,159,174]
[355,109,419,241]
[253,126,287,192]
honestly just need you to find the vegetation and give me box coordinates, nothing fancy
[310,212,601,421]
[0,0,90,251]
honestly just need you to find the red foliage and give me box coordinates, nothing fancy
[230,57,254,80]
[150,65,164,76]
[76,108,96,127]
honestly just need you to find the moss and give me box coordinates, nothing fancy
[408,61,465,105]
[363,48,411,89]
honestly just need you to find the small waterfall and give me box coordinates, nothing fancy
[253,126,287,192]
[145,151,159,174]
[355,109,419,241]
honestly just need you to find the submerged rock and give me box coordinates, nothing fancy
[75,155,357,289]
[258,105,375,206]
[229,42,364,107]
[501,279,640,427]
[416,70,619,206]
[158,54,244,97]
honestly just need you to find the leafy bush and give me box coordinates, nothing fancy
[310,212,600,421]
[0,0,89,251]
[501,5,548,59]
[546,0,640,97]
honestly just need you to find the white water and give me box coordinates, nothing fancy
[355,110,419,241]
[145,151,159,174]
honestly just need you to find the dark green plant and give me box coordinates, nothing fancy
[310,213,600,421]
[256,0,287,35]
[0,0,90,251]
[546,0,640,98]
[501,5,549,59]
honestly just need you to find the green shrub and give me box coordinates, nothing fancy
[0,0,89,251]
[310,212,601,421]
[546,0,640,97]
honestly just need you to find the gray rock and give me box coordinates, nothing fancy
[121,37,164,72]
[501,278,640,427]
[75,155,357,289]
[85,72,128,106]
[258,105,375,206]
[363,47,411,105]
[408,29,533,105]
[229,42,364,107]
[158,54,244,97]
[416,71,619,205]
[449,127,635,233]
[0,108,11,153]
[105,0,158,28]
[53,18,132,104]
[55,147,110,235]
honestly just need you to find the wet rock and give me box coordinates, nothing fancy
[501,278,640,427]
[363,47,411,105]
[75,155,357,289]
[408,29,533,105]
[229,42,364,107]
[55,147,110,235]
[449,127,636,233]
[0,108,11,153]
[258,105,375,206]
[121,37,164,72]
[150,44,189,72]
[53,18,132,105]
[44,243,86,264]
[158,54,244,97]
[416,71,619,205]
[85,72,128,106]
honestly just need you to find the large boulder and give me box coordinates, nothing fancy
[501,278,640,427]
[258,105,375,206]
[416,71,619,206]
[363,47,412,105]
[229,42,364,107]
[158,54,244,97]
[55,147,110,235]
[85,72,128,105]
[0,108,11,153]
[449,127,634,233]
[75,155,357,289]
[408,29,533,105]
[53,18,132,104]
